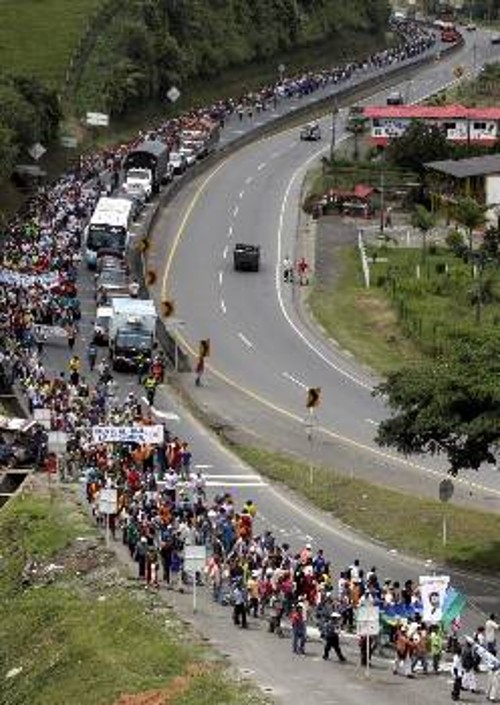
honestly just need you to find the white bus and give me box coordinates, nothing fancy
[85,197,133,268]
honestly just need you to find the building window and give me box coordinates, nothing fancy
[473,121,486,130]
[443,122,457,131]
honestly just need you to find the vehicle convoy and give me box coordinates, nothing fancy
[233,243,260,272]
[122,140,171,197]
[300,122,322,141]
[180,117,220,158]
[84,197,133,268]
[108,297,157,370]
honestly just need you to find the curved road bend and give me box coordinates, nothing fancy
[149,28,500,511]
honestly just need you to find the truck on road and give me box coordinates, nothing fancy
[108,298,157,370]
[233,243,260,272]
[122,140,171,197]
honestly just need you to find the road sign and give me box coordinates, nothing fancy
[167,86,181,103]
[356,603,380,636]
[278,63,286,76]
[28,143,46,161]
[98,487,118,515]
[60,135,78,149]
[86,112,109,127]
[439,478,454,503]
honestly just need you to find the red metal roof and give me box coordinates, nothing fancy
[364,104,500,121]
[467,107,500,120]
[363,104,470,120]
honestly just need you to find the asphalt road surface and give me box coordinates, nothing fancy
[148,26,500,513]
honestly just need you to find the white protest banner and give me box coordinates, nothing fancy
[0,268,59,289]
[92,425,164,445]
[98,487,118,515]
[184,545,207,574]
[419,575,450,624]
[34,324,68,340]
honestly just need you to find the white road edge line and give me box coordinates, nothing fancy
[245,176,253,185]
[228,225,233,238]
[222,245,228,259]
[220,299,227,314]
[233,205,239,217]
[257,162,266,170]
[282,371,308,390]
[275,141,373,391]
[219,270,224,284]
[238,332,254,349]
[239,190,245,199]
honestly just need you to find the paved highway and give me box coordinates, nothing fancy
[149,27,500,512]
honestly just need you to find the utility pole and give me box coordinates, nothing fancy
[379,170,385,237]
[330,100,338,162]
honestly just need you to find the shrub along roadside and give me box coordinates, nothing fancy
[0,491,268,705]
[233,445,500,574]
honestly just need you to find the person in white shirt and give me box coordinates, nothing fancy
[486,615,499,656]
[451,643,463,701]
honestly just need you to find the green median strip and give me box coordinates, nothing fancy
[0,492,269,705]
[234,445,500,574]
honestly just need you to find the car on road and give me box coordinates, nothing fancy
[492,34,500,45]
[114,187,145,219]
[465,23,476,31]
[168,152,188,175]
[178,146,197,167]
[386,91,404,105]
[93,305,113,345]
[95,268,130,304]
[300,122,322,141]
[233,243,260,272]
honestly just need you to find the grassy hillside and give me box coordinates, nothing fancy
[0,489,268,705]
[0,0,103,86]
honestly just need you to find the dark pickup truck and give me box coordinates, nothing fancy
[233,243,260,272]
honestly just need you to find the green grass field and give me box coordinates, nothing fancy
[0,0,103,86]
[309,241,500,373]
[0,491,267,705]
[309,246,422,374]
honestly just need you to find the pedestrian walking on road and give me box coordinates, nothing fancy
[67,323,77,350]
[195,356,204,387]
[429,625,443,673]
[144,374,157,406]
[283,255,293,283]
[291,603,306,654]
[451,643,463,701]
[322,611,346,662]
[486,614,499,655]
[87,343,97,371]
[232,580,248,628]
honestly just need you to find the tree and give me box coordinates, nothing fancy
[374,336,500,476]
[452,196,487,258]
[0,125,18,180]
[411,204,436,261]
[385,120,451,175]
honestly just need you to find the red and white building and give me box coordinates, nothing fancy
[363,104,500,147]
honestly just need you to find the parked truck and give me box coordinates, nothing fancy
[122,140,171,197]
[108,297,157,370]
